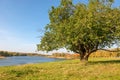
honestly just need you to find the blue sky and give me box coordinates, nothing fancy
[0,0,120,53]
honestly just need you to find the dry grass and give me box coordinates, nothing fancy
[0,57,120,80]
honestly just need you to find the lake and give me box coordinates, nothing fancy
[0,56,64,66]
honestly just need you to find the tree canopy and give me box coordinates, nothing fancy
[37,0,120,61]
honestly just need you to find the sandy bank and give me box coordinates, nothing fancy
[0,56,5,59]
[47,56,72,59]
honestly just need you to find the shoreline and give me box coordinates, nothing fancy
[47,55,73,59]
[0,56,5,59]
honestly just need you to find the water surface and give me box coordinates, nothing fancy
[0,56,64,66]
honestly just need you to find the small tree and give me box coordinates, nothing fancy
[37,0,120,61]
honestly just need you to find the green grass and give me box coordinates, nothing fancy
[0,57,120,80]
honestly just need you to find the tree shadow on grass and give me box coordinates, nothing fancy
[89,59,120,65]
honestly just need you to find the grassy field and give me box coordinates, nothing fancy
[0,58,120,80]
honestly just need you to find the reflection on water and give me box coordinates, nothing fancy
[0,56,64,66]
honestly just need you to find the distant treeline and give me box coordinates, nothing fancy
[0,51,27,57]
[52,50,120,59]
[0,51,45,57]
[90,50,120,57]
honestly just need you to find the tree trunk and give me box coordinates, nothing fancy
[80,53,90,61]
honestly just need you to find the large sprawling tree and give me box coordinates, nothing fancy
[37,0,120,61]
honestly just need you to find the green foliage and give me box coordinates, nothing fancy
[37,0,120,60]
